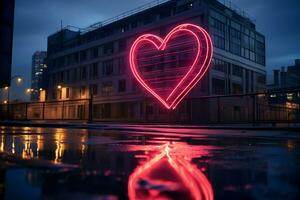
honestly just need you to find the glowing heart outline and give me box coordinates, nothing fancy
[129,23,213,110]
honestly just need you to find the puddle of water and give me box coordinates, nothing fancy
[0,126,299,200]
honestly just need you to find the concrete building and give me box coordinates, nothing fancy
[270,59,300,89]
[44,0,266,122]
[31,51,47,101]
[267,59,300,109]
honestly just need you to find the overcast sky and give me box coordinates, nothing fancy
[8,0,300,100]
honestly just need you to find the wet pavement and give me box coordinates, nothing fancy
[0,125,299,200]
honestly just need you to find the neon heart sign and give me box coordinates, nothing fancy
[129,23,213,110]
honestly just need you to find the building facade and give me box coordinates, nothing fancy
[44,0,266,121]
[270,59,300,89]
[31,51,47,101]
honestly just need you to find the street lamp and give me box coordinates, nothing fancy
[2,75,23,105]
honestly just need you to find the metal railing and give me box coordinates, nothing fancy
[0,91,299,124]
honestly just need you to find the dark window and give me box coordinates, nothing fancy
[118,39,127,52]
[92,47,99,58]
[80,67,87,80]
[102,60,113,76]
[232,83,242,94]
[118,80,126,92]
[232,65,243,77]
[143,14,155,25]
[230,28,241,55]
[80,50,87,62]
[102,81,113,96]
[117,57,125,74]
[89,84,98,96]
[90,63,98,78]
[72,68,77,81]
[131,20,138,28]
[159,9,171,19]
[210,17,226,50]
[212,59,227,73]
[212,78,225,95]
[103,42,114,55]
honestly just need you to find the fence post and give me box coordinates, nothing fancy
[217,96,221,123]
[62,101,65,120]
[25,103,28,120]
[252,94,256,126]
[42,102,45,120]
[88,95,93,123]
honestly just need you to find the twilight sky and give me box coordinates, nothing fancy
[8,0,300,100]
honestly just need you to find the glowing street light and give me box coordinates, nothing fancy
[3,100,8,104]
[57,85,62,90]
[39,88,43,91]
[2,75,23,105]
[17,77,22,83]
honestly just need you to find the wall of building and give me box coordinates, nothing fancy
[44,0,266,121]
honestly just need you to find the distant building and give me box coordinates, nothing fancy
[267,59,300,109]
[44,0,266,121]
[31,51,47,101]
[269,59,300,89]
[0,0,15,88]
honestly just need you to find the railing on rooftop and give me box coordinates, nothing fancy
[217,0,256,23]
[57,0,255,36]
[81,0,170,33]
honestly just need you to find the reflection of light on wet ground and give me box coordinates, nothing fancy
[0,126,299,200]
[128,142,214,200]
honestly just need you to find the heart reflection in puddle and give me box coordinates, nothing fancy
[128,142,214,200]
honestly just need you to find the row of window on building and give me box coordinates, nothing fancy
[209,10,265,65]
[48,0,195,55]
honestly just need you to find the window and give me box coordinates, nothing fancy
[212,78,225,95]
[102,60,114,76]
[117,57,126,74]
[58,90,62,99]
[65,70,70,83]
[232,65,243,77]
[232,83,242,94]
[90,63,98,78]
[120,24,129,32]
[143,14,155,25]
[131,20,138,28]
[159,9,171,19]
[212,59,227,73]
[80,86,86,97]
[66,87,70,98]
[92,47,99,58]
[176,2,193,13]
[72,68,77,81]
[80,67,87,80]
[102,81,113,96]
[257,74,266,84]
[230,28,241,55]
[89,84,98,96]
[103,42,114,55]
[210,17,226,50]
[80,50,87,62]
[118,39,127,52]
[118,80,126,92]
[72,53,79,64]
